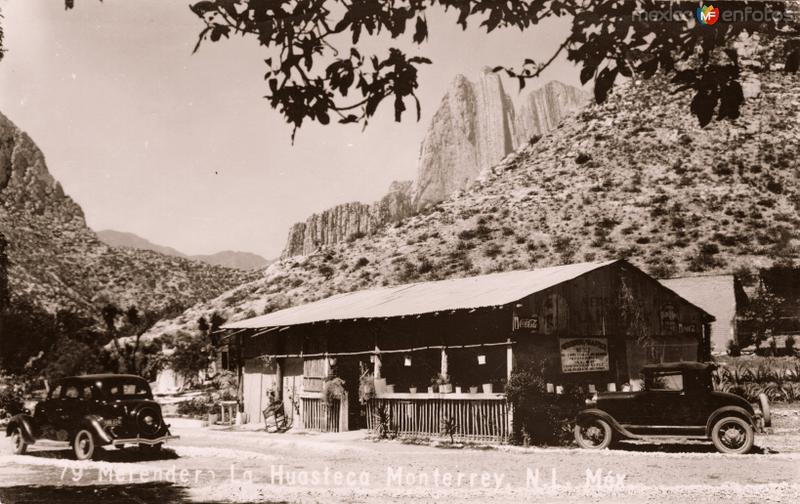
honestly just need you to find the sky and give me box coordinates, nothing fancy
[0,0,579,259]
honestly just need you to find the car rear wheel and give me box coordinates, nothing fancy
[711,416,754,454]
[72,429,97,461]
[574,417,613,449]
[10,427,28,455]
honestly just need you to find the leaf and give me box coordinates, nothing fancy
[593,67,618,104]
[690,91,717,127]
[189,1,216,17]
[413,16,428,44]
[579,65,595,85]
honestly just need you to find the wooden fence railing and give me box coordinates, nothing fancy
[300,392,348,432]
[366,393,510,443]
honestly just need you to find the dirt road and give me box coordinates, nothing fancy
[1,409,799,504]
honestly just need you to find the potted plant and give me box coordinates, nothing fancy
[359,372,376,404]
[436,373,453,394]
[409,386,418,394]
[454,386,462,394]
[469,386,479,394]
[322,377,346,408]
[481,382,493,394]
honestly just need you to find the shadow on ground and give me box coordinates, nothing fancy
[0,483,288,504]
[21,446,180,462]
[613,441,778,454]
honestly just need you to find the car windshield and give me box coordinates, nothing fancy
[102,379,152,399]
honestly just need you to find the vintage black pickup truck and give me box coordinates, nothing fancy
[6,374,178,460]
[575,362,770,454]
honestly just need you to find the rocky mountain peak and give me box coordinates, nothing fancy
[280,73,588,257]
[0,112,83,221]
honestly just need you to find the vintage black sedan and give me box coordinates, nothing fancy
[575,362,770,454]
[5,374,178,460]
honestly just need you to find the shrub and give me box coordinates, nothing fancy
[317,264,334,278]
[484,243,503,259]
[353,257,369,270]
[347,231,366,242]
[176,397,214,418]
[0,385,25,419]
[726,340,741,357]
[505,363,584,446]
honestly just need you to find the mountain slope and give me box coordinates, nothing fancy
[144,47,800,340]
[96,230,187,258]
[0,111,259,317]
[96,229,271,270]
[281,75,588,257]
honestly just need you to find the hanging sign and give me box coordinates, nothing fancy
[559,338,609,373]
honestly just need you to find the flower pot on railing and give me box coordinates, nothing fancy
[440,384,453,394]
[386,384,395,393]
[374,378,387,394]
[428,386,436,394]
[454,386,462,394]
[409,387,417,394]
[481,383,493,394]
[469,386,479,394]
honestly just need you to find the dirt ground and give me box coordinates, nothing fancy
[1,406,799,504]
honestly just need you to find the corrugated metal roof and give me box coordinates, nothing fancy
[223,260,619,329]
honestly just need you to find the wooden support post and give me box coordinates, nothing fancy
[275,358,284,401]
[323,352,330,378]
[374,345,382,379]
[440,347,448,377]
[506,338,513,381]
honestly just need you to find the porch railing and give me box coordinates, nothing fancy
[300,392,348,433]
[366,393,510,443]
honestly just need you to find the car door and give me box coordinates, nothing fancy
[53,381,83,432]
[640,371,686,428]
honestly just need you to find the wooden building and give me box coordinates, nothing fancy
[221,259,713,442]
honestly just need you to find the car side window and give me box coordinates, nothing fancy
[82,386,94,400]
[63,385,80,399]
[647,372,683,391]
[49,385,62,399]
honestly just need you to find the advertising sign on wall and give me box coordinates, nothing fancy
[559,338,610,373]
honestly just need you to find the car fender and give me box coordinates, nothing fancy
[706,406,755,435]
[576,409,635,439]
[5,414,37,444]
[78,415,114,445]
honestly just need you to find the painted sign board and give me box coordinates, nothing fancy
[559,338,610,373]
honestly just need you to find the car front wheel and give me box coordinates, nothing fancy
[711,416,754,454]
[72,429,97,461]
[10,427,28,455]
[574,417,613,449]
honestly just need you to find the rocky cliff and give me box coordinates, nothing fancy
[0,111,258,317]
[282,180,414,257]
[281,73,588,257]
[413,71,589,208]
